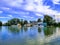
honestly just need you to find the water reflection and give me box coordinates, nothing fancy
[44,27,56,36]
[8,26,20,34]
[0,26,60,45]
[0,26,2,31]
[38,27,41,33]
[24,27,28,32]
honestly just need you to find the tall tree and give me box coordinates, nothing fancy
[37,18,41,22]
[24,20,28,24]
[7,18,20,25]
[43,15,53,26]
[0,21,2,26]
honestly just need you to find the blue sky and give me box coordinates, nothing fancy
[0,0,60,23]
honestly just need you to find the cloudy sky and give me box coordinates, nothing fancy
[0,0,60,23]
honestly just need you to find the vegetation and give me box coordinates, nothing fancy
[24,20,28,24]
[3,18,20,26]
[43,15,54,26]
[1,15,60,27]
[44,27,56,36]
[0,21,2,26]
[37,18,41,22]
[20,19,24,26]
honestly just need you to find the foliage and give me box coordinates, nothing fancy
[44,27,56,36]
[20,19,24,26]
[8,18,20,25]
[3,18,20,26]
[43,15,54,26]
[0,21,2,26]
[37,18,41,22]
[24,20,28,24]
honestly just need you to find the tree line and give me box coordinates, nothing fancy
[0,15,60,27]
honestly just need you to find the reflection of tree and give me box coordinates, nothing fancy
[38,27,41,33]
[0,26,2,31]
[8,26,20,34]
[24,27,28,32]
[44,27,56,36]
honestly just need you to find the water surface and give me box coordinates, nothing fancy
[0,26,60,45]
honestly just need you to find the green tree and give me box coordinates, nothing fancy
[0,21,2,26]
[57,22,60,27]
[20,19,24,26]
[24,20,28,24]
[8,18,20,25]
[43,15,53,26]
[37,18,41,22]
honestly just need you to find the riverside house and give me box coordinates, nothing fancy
[24,21,47,27]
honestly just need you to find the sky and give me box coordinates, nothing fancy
[0,0,60,23]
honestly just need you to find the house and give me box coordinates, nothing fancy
[17,23,21,28]
[38,22,47,27]
[24,23,32,27]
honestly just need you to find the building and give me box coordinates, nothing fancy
[38,22,47,27]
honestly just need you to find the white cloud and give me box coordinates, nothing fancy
[36,13,43,16]
[23,16,34,19]
[0,17,9,18]
[1,0,60,22]
[1,7,10,10]
[0,15,13,18]
[22,0,60,16]
[8,15,13,18]
[52,0,60,4]
[30,17,34,18]
[2,0,24,7]
[0,11,3,14]
[23,16,27,18]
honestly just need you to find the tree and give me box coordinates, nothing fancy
[43,15,53,26]
[4,18,20,26]
[0,21,2,26]
[20,19,24,26]
[24,20,28,24]
[37,18,41,22]
[8,18,20,25]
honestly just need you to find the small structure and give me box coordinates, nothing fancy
[24,23,32,27]
[38,22,47,27]
[17,23,21,28]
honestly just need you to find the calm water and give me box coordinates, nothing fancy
[0,26,60,45]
